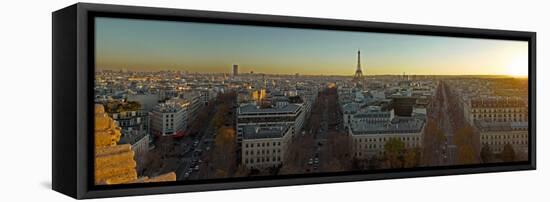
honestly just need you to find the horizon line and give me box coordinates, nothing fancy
[95,68,527,78]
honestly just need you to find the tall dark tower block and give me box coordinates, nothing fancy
[232,64,239,77]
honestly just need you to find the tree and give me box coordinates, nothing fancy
[367,155,382,170]
[404,147,421,168]
[208,127,237,178]
[211,110,225,129]
[322,132,352,172]
[457,144,477,165]
[233,164,250,177]
[142,151,163,176]
[384,138,405,168]
[421,119,445,166]
[215,127,236,147]
[501,144,516,162]
[480,144,493,163]
[455,125,479,165]
[280,129,315,175]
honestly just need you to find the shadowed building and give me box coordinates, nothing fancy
[233,64,239,77]
[241,124,292,169]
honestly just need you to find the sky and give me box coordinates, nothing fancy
[95,17,529,76]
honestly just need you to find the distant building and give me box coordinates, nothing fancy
[199,89,217,106]
[149,100,189,137]
[233,64,239,77]
[251,89,267,104]
[127,93,160,112]
[179,92,204,125]
[241,124,292,169]
[389,95,417,117]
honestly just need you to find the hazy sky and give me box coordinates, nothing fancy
[95,17,529,76]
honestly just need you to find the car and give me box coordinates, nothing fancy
[308,158,313,165]
[314,157,319,164]
[183,172,190,178]
[194,165,200,171]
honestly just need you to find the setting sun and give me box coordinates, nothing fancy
[507,56,528,77]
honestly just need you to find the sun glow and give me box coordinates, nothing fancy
[506,56,528,77]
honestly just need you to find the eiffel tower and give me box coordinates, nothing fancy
[353,50,363,82]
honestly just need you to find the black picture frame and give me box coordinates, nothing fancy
[52,3,536,199]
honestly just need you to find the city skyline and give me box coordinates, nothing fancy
[95,17,529,77]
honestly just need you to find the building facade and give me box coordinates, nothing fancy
[478,121,528,157]
[349,117,425,159]
[466,97,528,157]
[241,124,292,169]
[149,100,188,137]
[236,103,305,144]
[465,97,528,125]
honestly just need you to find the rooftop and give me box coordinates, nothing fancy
[470,97,527,108]
[152,103,185,113]
[238,103,302,115]
[351,117,425,135]
[242,124,291,139]
[475,121,528,132]
[119,131,149,145]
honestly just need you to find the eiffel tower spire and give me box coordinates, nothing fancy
[353,50,363,82]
